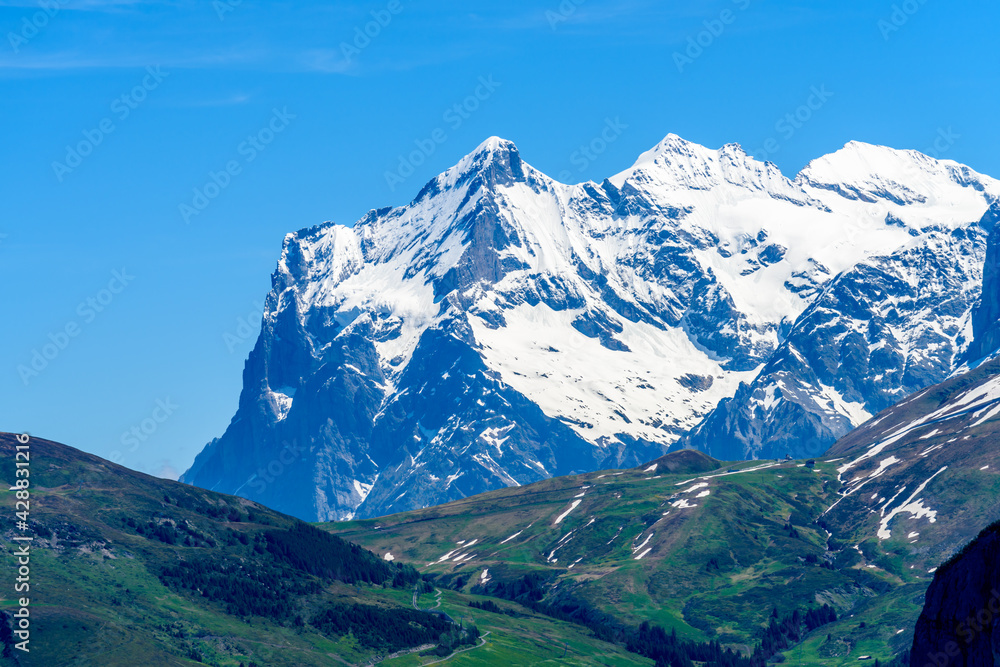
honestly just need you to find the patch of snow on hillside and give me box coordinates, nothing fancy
[353,479,375,502]
[633,533,654,553]
[499,530,522,545]
[681,482,709,493]
[479,424,515,454]
[554,499,582,525]
[268,387,296,421]
[968,402,1000,428]
[818,383,873,426]
[877,467,947,539]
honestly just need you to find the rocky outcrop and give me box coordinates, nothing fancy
[911,521,1000,666]
[683,226,987,460]
[968,200,1000,362]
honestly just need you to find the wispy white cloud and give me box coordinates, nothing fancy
[296,48,355,75]
[0,0,178,10]
[0,48,259,71]
[169,92,253,108]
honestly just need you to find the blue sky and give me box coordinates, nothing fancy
[2,0,997,479]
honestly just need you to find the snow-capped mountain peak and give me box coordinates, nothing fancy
[426,135,536,196]
[610,135,829,219]
[796,139,1000,216]
[182,133,1000,522]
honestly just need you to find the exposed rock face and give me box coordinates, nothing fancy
[968,200,1000,362]
[182,135,1000,521]
[683,226,988,460]
[911,521,1000,667]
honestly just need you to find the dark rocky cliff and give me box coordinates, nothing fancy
[911,521,1000,666]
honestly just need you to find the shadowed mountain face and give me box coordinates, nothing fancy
[182,135,1000,521]
[910,521,1000,667]
[968,200,1000,362]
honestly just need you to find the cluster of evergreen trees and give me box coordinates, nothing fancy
[429,622,481,656]
[157,520,419,622]
[119,513,220,548]
[754,605,837,660]
[628,623,755,667]
[159,553,317,618]
[264,522,419,587]
[310,604,452,652]
[476,572,840,666]
[478,571,550,604]
[160,491,262,524]
[468,599,519,616]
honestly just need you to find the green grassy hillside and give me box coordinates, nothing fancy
[322,453,938,665]
[0,433,649,667]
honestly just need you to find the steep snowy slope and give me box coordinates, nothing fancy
[182,135,1000,521]
[683,223,989,460]
[682,146,1000,459]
